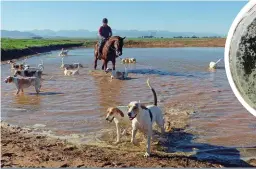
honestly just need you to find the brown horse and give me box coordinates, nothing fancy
[94,36,126,71]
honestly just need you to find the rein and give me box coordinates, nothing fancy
[105,39,123,60]
[105,40,117,52]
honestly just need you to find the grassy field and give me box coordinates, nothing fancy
[1,38,84,51]
[1,37,226,51]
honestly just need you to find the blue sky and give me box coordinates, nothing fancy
[1,1,247,34]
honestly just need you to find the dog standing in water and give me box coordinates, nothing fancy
[127,79,165,157]
[60,58,83,69]
[7,60,25,71]
[64,64,80,76]
[24,59,44,71]
[106,67,128,80]
[105,106,130,144]
[4,76,41,94]
[14,69,43,79]
[59,48,69,57]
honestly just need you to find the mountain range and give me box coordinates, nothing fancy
[1,29,224,39]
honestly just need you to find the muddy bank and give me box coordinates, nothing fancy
[0,122,223,168]
[1,105,255,168]
[83,38,226,48]
[1,43,84,61]
[123,38,226,48]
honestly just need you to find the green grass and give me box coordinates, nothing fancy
[1,38,85,51]
[1,37,225,51]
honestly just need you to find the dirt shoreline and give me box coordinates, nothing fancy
[0,122,222,168]
[1,38,225,62]
[1,119,255,168]
[1,43,84,62]
[122,38,226,48]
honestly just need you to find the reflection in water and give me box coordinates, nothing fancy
[14,94,42,105]
[209,71,216,82]
[28,92,65,96]
[90,71,127,113]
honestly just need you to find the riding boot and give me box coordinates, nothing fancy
[98,50,102,60]
[98,44,103,60]
[98,38,106,60]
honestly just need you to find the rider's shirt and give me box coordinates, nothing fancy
[99,25,112,39]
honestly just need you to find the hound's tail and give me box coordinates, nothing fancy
[38,59,44,71]
[147,78,157,106]
[22,58,27,65]
[215,58,222,64]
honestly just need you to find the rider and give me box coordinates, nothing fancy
[98,18,112,59]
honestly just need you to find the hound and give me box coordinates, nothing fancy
[7,60,25,71]
[24,59,44,71]
[127,79,165,157]
[4,76,41,94]
[60,58,83,69]
[106,67,128,80]
[129,58,136,63]
[105,106,130,144]
[14,69,42,79]
[64,64,80,76]
[59,48,69,57]
[209,58,222,69]
[121,58,136,64]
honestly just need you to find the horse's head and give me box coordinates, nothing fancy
[113,36,126,56]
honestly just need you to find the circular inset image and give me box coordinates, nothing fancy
[225,1,256,117]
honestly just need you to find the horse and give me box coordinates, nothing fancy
[94,36,126,71]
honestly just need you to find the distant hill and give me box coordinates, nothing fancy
[1,30,39,39]
[1,29,224,39]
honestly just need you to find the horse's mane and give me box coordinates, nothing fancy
[105,36,122,51]
[108,36,121,42]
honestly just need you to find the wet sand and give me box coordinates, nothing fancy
[1,106,255,168]
[0,122,246,168]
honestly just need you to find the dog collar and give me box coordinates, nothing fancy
[141,107,153,122]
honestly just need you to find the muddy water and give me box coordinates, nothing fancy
[1,47,256,164]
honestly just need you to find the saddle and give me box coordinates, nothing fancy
[97,38,116,60]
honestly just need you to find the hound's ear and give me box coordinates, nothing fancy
[113,108,124,117]
[140,104,147,109]
[122,36,126,40]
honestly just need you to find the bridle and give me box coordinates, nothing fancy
[105,38,122,57]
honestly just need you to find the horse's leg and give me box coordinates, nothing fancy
[101,60,105,70]
[104,60,108,71]
[94,56,98,70]
[112,59,116,71]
